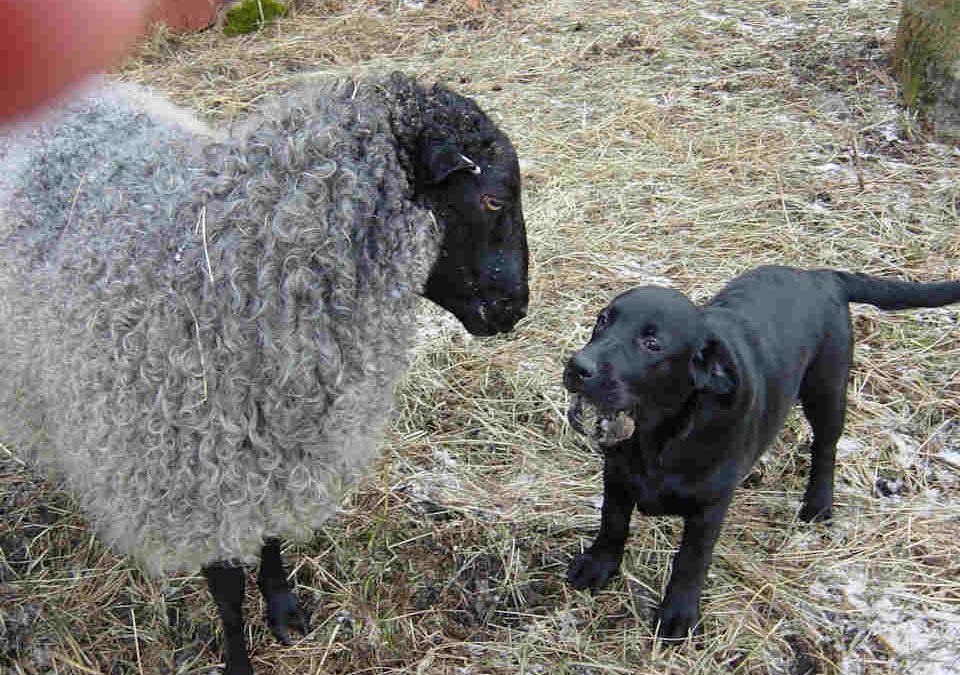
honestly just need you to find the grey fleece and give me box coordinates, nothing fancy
[0,74,446,574]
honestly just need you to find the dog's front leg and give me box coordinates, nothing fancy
[656,497,731,641]
[567,461,633,590]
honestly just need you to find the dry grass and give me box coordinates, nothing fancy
[3,0,960,673]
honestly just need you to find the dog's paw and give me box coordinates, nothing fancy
[265,590,309,645]
[566,551,621,590]
[655,597,702,642]
[799,501,833,523]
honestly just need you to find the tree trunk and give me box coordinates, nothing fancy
[893,0,960,141]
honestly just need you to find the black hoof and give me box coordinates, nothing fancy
[265,591,309,645]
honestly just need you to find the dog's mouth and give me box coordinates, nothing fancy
[567,393,636,448]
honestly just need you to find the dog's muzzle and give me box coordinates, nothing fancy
[567,393,636,448]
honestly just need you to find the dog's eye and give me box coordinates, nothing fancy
[639,336,661,352]
[481,195,504,212]
[594,312,610,331]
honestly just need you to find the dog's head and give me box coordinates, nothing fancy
[563,286,737,432]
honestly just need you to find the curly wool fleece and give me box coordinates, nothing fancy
[0,73,490,574]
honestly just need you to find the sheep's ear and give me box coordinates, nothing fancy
[689,338,737,396]
[422,137,480,183]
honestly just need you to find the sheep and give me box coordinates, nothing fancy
[0,71,529,675]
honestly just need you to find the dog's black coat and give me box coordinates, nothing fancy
[563,265,960,640]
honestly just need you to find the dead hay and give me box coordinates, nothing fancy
[3,0,960,673]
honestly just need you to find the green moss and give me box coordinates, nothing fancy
[895,7,935,109]
[223,0,288,36]
[893,1,960,112]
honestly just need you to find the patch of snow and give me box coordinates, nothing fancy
[941,450,960,465]
[886,430,920,470]
[831,566,960,675]
[555,609,582,645]
[653,201,672,219]
[433,448,459,471]
[415,307,468,345]
[933,176,960,192]
[518,357,560,380]
[774,113,803,126]
[786,528,820,549]
[815,93,853,121]
[807,200,832,213]
[508,472,539,493]
[837,436,863,459]
[912,305,960,329]
[696,8,804,37]
[397,447,467,512]
[808,579,841,603]
[875,121,901,144]
[603,258,675,287]
[697,10,730,22]
[816,162,858,181]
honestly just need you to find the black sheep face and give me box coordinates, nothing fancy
[417,133,529,337]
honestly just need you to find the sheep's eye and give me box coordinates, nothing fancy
[481,195,504,212]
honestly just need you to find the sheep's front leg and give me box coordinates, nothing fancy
[203,563,253,675]
[257,538,308,645]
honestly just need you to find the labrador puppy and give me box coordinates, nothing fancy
[563,265,960,640]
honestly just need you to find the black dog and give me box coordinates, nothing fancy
[563,265,960,640]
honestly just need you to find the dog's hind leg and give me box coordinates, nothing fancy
[797,337,851,522]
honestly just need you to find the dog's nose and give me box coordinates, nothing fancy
[568,352,597,382]
[570,358,593,380]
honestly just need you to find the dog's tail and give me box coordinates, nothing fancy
[832,271,960,310]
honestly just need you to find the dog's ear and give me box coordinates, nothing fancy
[421,136,480,184]
[689,338,737,396]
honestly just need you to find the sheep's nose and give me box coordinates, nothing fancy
[486,297,527,332]
[498,299,527,320]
